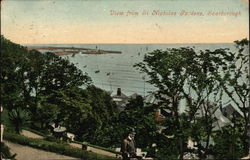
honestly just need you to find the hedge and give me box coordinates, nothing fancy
[22,127,121,156]
[3,132,118,160]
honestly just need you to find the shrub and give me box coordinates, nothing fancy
[44,135,65,144]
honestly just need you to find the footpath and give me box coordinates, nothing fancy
[4,140,78,160]
[5,129,120,159]
[68,142,119,158]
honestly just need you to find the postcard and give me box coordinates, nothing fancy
[1,0,249,160]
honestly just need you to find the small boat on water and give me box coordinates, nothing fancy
[95,70,100,73]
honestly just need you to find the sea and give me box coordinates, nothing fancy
[26,43,238,97]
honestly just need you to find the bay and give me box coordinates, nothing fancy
[28,43,236,97]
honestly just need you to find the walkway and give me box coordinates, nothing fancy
[21,130,43,139]
[4,141,79,160]
[69,142,120,158]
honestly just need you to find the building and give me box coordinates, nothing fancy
[221,104,244,120]
[112,88,129,111]
[144,91,172,122]
[155,109,167,122]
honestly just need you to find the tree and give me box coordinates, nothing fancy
[39,52,91,94]
[183,48,233,158]
[25,51,91,125]
[44,87,92,140]
[84,85,119,144]
[125,95,144,110]
[1,36,29,110]
[40,86,119,143]
[212,120,245,159]
[35,95,60,129]
[134,48,197,159]
[125,104,158,148]
[215,39,249,154]
[1,36,92,130]
[90,95,158,149]
[134,45,247,159]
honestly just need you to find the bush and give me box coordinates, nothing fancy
[4,132,118,160]
[44,135,65,144]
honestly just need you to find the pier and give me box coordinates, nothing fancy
[27,47,122,56]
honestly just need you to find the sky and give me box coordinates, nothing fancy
[1,0,249,44]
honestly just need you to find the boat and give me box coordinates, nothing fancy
[95,70,100,73]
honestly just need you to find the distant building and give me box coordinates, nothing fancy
[221,104,244,120]
[144,91,171,122]
[212,107,232,131]
[144,91,162,105]
[112,88,129,111]
[144,91,236,133]
[129,93,140,100]
[155,109,167,122]
[191,101,232,131]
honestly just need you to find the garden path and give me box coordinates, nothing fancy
[4,141,79,160]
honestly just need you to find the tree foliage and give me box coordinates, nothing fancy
[212,120,245,159]
[134,39,249,159]
[1,36,91,127]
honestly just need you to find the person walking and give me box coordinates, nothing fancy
[121,129,142,160]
